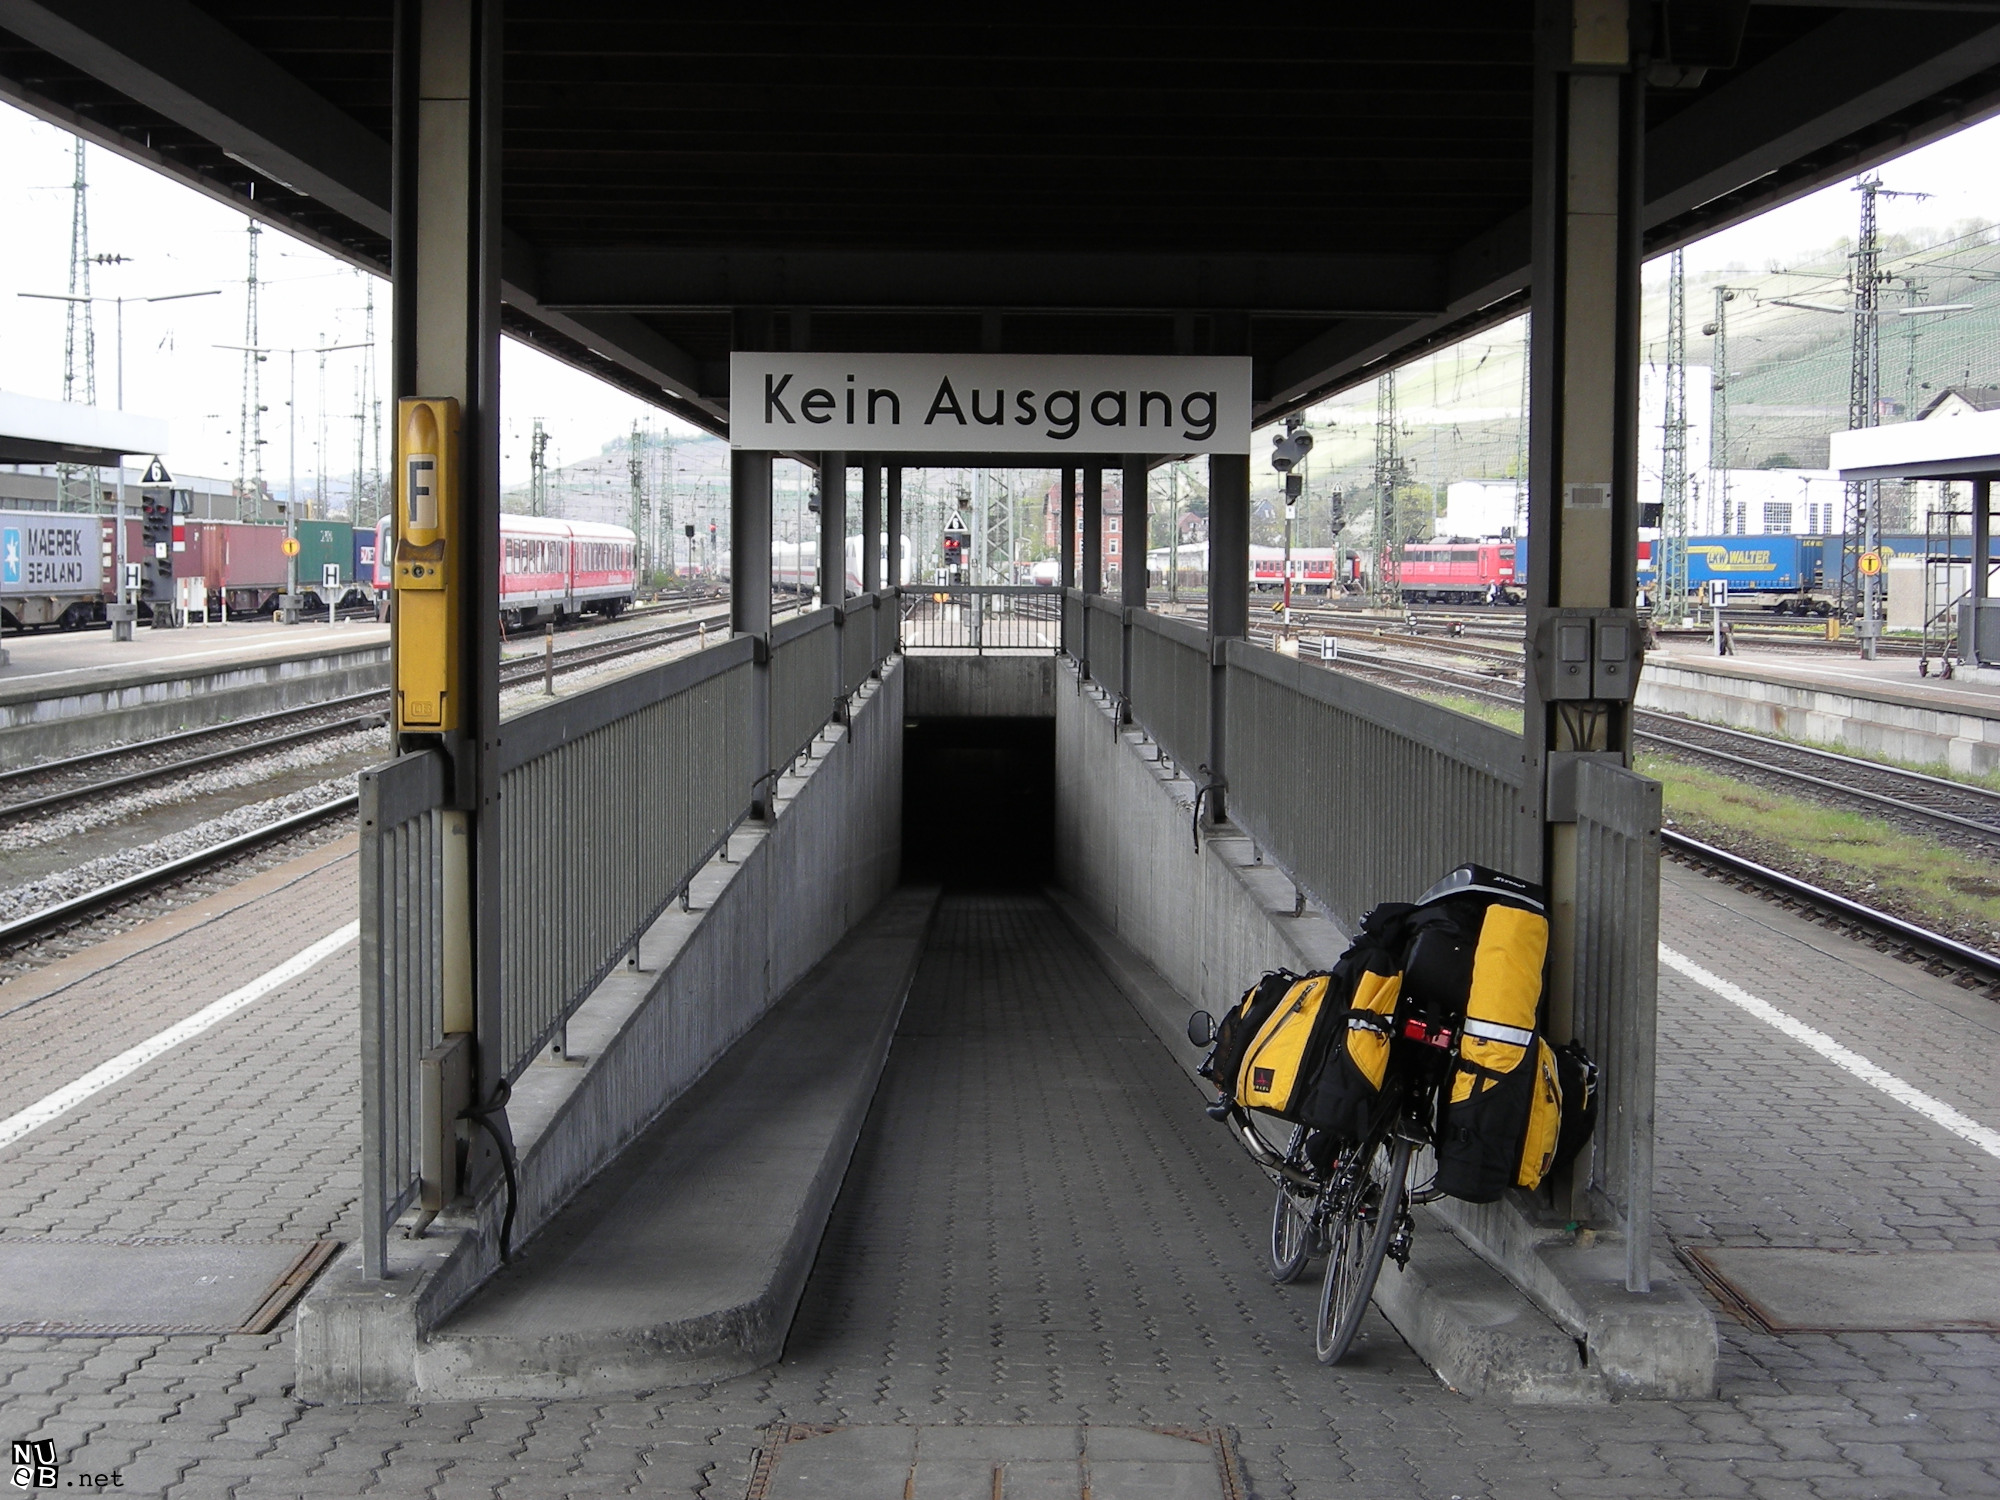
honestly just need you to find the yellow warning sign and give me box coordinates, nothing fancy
[1858,551,1882,576]
[282,538,301,557]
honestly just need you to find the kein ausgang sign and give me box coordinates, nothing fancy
[729,354,1252,454]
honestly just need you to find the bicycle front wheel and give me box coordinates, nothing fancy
[1314,1133,1412,1365]
[1270,1185,1316,1284]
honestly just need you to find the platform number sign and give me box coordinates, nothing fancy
[1707,580,1728,608]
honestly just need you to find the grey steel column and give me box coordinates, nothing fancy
[1122,456,1149,611]
[885,465,903,655]
[1973,478,1992,666]
[818,452,848,604]
[861,460,882,594]
[1207,453,1250,822]
[1082,466,1103,594]
[1523,0,1645,1260]
[390,0,507,1175]
[1081,465,1104,680]
[1060,468,1078,589]
[1121,455,1149,712]
[1975,479,1991,603]
[1060,466,1077,655]
[730,449,773,812]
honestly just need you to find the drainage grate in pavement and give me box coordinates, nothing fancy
[1684,1247,2000,1334]
[745,1424,1245,1500]
[0,1238,339,1336]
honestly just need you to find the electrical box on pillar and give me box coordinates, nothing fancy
[394,396,463,734]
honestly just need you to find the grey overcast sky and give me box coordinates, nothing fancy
[0,101,710,494]
[2,96,1997,489]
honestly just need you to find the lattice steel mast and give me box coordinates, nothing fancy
[1848,177,1887,655]
[629,421,652,579]
[1660,250,1691,624]
[1704,286,1736,538]
[236,221,264,519]
[1374,368,1401,602]
[529,419,550,516]
[58,139,98,512]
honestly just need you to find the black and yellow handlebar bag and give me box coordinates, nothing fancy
[1234,972,1338,1119]
[1202,968,1301,1099]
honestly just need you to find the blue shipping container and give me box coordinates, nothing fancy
[1682,536,1815,593]
[352,529,378,591]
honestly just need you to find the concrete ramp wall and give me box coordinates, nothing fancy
[1053,659,1350,1034]
[298,660,904,1400]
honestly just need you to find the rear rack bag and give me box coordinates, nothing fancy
[1432,885,1560,1202]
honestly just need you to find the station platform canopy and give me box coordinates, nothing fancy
[1831,409,2000,483]
[0,389,169,468]
[2,6,1998,438]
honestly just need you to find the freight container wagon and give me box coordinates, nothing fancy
[352,527,379,604]
[292,520,355,609]
[1,510,102,629]
[172,519,289,616]
[1681,535,1825,609]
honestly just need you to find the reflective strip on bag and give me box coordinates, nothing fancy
[1462,1017,1535,1048]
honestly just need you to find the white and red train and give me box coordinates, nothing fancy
[769,534,912,597]
[371,514,638,627]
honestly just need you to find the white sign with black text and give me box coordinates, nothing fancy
[728,354,1252,454]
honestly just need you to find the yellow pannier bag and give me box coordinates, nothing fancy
[1435,899,1561,1201]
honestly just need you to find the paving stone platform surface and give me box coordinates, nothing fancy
[0,860,1992,1498]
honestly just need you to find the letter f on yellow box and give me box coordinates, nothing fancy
[395,397,462,733]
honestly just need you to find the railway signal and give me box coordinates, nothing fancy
[1272,417,1311,622]
[942,511,970,580]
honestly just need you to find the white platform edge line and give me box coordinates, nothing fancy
[1660,944,2000,1162]
[0,920,360,1154]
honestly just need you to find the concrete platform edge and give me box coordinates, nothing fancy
[0,643,390,766]
[295,662,904,1402]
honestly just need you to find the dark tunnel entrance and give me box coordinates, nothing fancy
[901,717,1055,888]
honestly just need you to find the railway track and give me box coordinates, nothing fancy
[0,794,359,951]
[1,606,731,817]
[1299,628,2000,846]
[0,606,734,961]
[1663,833,2000,994]
[1285,629,2000,979]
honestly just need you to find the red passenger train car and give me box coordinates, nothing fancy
[372,513,638,626]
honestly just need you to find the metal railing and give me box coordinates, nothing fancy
[1573,758,1662,1292]
[1127,610,1210,773]
[770,606,841,767]
[1085,594,1125,694]
[1062,587,1086,660]
[840,593,879,694]
[494,637,756,1082]
[899,585,1062,653]
[1221,638,1522,929]
[359,748,451,1279]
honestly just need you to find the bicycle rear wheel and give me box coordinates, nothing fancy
[1314,1133,1412,1365]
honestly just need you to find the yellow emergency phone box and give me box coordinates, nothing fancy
[395,397,461,732]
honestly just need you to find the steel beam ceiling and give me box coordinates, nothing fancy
[1,3,1997,435]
